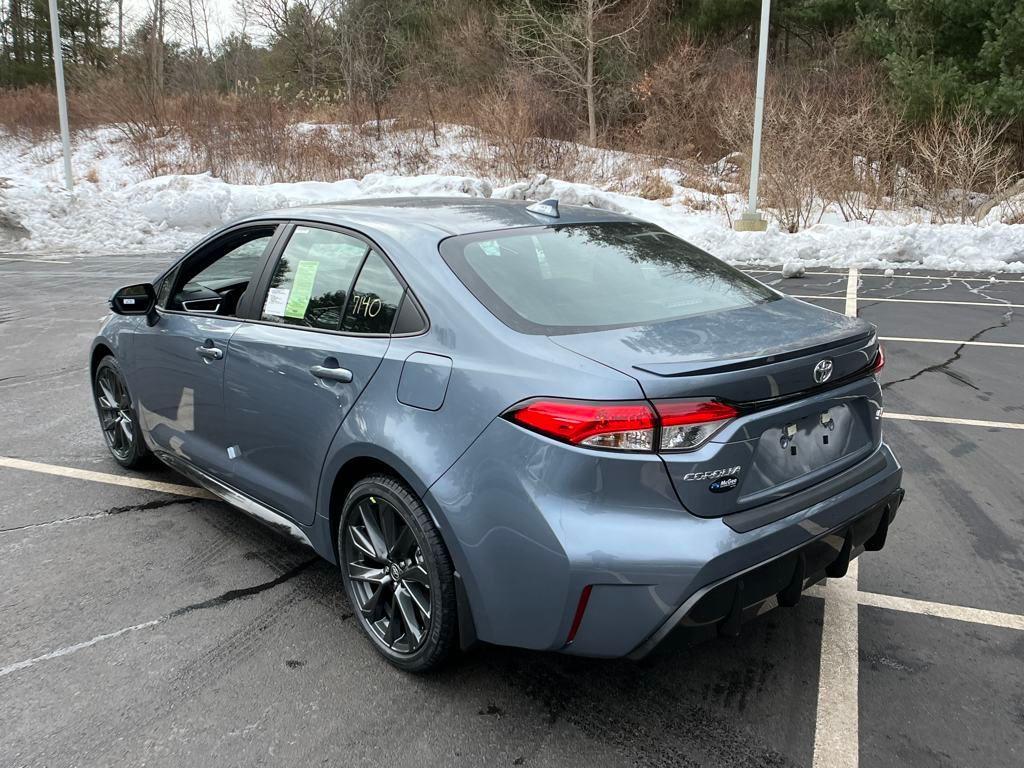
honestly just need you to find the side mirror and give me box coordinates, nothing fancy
[110,283,156,315]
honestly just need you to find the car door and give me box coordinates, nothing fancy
[131,224,280,478]
[221,224,408,525]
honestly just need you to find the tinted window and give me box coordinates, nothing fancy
[261,226,368,330]
[192,236,270,285]
[167,227,275,316]
[156,265,179,309]
[392,294,428,335]
[441,223,777,334]
[341,250,405,334]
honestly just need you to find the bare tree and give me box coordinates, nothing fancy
[149,0,166,92]
[504,0,650,145]
[169,0,215,56]
[244,0,336,91]
[117,0,124,52]
[334,1,406,136]
[912,105,1013,224]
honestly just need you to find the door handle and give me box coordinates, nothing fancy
[196,345,224,361]
[310,364,353,383]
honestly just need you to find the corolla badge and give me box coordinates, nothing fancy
[813,358,834,384]
[683,466,741,482]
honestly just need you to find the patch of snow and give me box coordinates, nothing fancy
[1,126,1022,273]
[781,261,806,278]
[884,268,895,277]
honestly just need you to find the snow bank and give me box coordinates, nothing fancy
[1,128,1022,272]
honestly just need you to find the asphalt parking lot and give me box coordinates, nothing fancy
[2,254,1022,768]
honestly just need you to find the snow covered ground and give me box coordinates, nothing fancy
[2,126,1022,272]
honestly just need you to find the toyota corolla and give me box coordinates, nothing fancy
[90,198,903,671]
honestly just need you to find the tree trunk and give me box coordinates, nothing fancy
[585,0,597,145]
[585,73,596,145]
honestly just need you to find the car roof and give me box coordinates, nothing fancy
[242,197,642,241]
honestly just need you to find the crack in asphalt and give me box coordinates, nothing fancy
[0,498,195,533]
[858,276,954,311]
[880,276,1015,395]
[0,365,89,388]
[167,558,319,619]
[881,310,1013,392]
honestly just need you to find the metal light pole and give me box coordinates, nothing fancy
[736,0,770,231]
[47,0,74,191]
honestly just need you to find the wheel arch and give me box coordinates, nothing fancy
[321,450,479,650]
[327,455,406,561]
[90,341,115,378]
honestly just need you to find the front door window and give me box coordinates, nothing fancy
[261,226,369,330]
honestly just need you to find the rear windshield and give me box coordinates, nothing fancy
[440,222,778,334]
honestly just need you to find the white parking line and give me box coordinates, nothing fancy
[885,413,1024,430]
[813,266,861,768]
[792,295,1024,309]
[0,620,162,678]
[813,560,860,768]
[844,268,859,317]
[854,591,1024,632]
[0,457,216,499]
[880,336,1024,349]
[747,269,1024,284]
[802,584,1024,632]
[0,256,73,264]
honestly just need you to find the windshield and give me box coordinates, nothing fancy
[440,222,778,334]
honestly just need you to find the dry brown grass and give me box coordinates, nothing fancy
[0,85,102,140]
[629,36,732,160]
[463,74,580,181]
[633,172,673,200]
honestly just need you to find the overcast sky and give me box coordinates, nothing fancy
[122,0,248,46]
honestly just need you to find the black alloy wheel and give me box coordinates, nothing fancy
[339,475,458,671]
[92,356,149,468]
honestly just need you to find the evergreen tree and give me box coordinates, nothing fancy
[858,0,1024,121]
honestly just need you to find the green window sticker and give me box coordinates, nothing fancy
[284,260,320,319]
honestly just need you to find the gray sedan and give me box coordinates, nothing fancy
[90,197,903,671]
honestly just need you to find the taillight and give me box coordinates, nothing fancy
[871,344,885,374]
[504,398,737,452]
[506,399,656,451]
[656,400,739,451]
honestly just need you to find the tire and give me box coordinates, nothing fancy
[337,474,458,672]
[92,355,150,470]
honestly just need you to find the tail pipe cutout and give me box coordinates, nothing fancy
[648,488,904,653]
[717,489,903,639]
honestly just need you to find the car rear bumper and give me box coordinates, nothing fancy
[626,486,903,659]
[427,416,903,658]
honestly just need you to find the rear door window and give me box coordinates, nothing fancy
[261,226,368,331]
[440,223,777,334]
[340,250,406,334]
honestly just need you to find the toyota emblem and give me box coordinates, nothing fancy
[813,359,834,384]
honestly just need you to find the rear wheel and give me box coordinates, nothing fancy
[92,355,150,469]
[337,474,458,672]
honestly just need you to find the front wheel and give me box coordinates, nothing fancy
[92,355,150,469]
[337,475,458,672]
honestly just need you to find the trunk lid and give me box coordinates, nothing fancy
[550,298,884,517]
